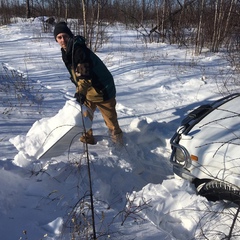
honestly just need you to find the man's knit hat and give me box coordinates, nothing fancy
[54,22,74,40]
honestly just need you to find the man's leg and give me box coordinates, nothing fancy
[96,98,123,144]
[80,100,96,144]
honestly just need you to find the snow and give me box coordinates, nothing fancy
[1,17,240,239]
[10,100,92,165]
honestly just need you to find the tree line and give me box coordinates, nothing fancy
[1,0,240,55]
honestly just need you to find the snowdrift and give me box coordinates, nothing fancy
[9,100,92,167]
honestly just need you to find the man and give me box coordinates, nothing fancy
[54,22,123,145]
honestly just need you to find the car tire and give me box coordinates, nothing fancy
[197,180,240,205]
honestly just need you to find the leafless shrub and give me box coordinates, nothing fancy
[193,202,240,239]
[0,63,43,115]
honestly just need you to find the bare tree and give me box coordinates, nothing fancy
[1,0,240,55]
[26,0,30,18]
[82,0,87,38]
[195,0,205,55]
[65,0,69,20]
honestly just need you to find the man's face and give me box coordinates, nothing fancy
[56,33,70,50]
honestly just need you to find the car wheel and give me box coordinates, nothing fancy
[197,180,240,205]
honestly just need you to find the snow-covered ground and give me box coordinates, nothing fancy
[1,18,240,239]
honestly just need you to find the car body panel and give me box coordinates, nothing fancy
[170,93,240,187]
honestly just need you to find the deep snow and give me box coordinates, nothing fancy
[1,18,240,239]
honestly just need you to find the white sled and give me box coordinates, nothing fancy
[10,100,92,165]
[36,125,89,160]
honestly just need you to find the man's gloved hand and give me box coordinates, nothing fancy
[74,92,86,105]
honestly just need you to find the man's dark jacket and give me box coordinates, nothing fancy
[62,36,116,102]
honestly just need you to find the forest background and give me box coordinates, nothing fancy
[1,0,240,58]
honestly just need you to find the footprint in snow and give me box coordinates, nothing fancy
[116,103,134,116]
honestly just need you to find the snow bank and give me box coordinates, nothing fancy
[10,100,92,167]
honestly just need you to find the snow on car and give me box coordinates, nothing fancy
[170,93,240,204]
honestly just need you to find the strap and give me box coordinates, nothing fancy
[70,67,78,86]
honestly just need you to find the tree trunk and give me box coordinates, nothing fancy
[82,0,87,38]
[26,0,30,18]
[223,0,236,46]
[65,0,69,21]
[94,1,101,52]
[195,0,205,55]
